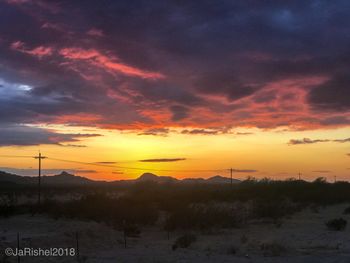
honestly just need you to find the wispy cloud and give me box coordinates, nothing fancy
[139,158,186,163]
[334,138,350,143]
[288,138,329,145]
[138,128,169,136]
[312,170,331,173]
[288,137,350,145]
[0,125,102,147]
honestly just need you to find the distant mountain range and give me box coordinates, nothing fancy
[0,171,241,187]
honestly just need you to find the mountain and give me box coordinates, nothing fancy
[41,171,94,185]
[0,171,95,186]
[136,173,178,183]
[0,170,240,187]
[206,175,240,184]
[0,170,35,185]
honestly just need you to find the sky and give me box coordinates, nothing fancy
[0,0,349,181]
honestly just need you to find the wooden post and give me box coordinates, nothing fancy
[123,229,127,249]
[76,232,80,262]
[34,152,46,206]
[17,232,20,263]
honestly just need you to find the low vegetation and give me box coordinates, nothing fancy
[2,178,350,234]
[172,234,197,250]
[325,218,347,231]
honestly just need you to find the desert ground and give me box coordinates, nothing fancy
[1,204,350,263]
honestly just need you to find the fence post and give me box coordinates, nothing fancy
[76,232,80,262]
[17,232,20,263]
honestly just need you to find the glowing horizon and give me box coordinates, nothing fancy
[0,1,349,181]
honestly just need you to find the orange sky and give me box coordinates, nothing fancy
[0,125,349,181]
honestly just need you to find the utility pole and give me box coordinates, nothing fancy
[334,176,337,183]
[34,152,47,206]
[230,168,233,188]
[298,172,301,181]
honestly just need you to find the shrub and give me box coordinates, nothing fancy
[343,206,350,215]
[172,234,196,250]
[123,223,141,238]
[260,242,287,256]
[227,245,237,255]
[326,218,347,231]
[41,194,159,228]
[165,204,238,231]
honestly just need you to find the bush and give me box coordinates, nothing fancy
[165,204,239,231]
[343,206,350,215]
[260,242,287,256]
[326,218,347,231]
[42,194,159,227]
[123,223,141,238]
[172,234,196,250]
[227,245,237,255]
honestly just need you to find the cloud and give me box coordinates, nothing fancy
[312,170,331,173]
[308,75,350,111]
[288,138,330,145]
[0,125,101,147]
[139,158,186,163]
[0,0,350,134]
[181,129,220,135]
[10,41,53,58]
[59,48,164,79]
[169,105,189,121]
[288,137,350,145]
[333,138,350,143]
[86,28,104,37]
[347,153,350,157]
[138,128,170,136]
[94,162,117,164]
[181,127,233,135]
[235,132,254,135]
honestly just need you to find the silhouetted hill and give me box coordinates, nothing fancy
[0,170,34,184]
[136,173,178,183]
[0,170,95,186]
[41,171,94,185]
[207,175,240,184]
[0,170,241,186]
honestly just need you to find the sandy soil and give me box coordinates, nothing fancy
[1,204,350,263]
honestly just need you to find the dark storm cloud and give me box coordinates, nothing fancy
[170,105,189,121]
[0,125,101,147]
[308,75,350,111]
[0,0,349,141]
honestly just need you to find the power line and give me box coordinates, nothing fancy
[48,157,225,173]
[0,154,228,173]
[0,155,34,158]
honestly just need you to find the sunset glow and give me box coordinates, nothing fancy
[0,0,349,181]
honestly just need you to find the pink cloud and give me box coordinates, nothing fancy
[10,41,53,58]
[86,28,104,37]
[59,48,165,79]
